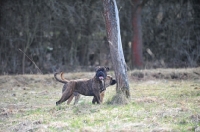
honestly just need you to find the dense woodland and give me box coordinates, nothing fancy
[0,0,200,74]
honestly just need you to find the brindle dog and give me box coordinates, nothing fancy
[55,67,110,105]
[58,72,116,105]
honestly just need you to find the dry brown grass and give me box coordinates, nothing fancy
[0,67,200,131]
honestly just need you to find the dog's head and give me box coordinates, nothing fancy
[105,75,117,87]
[95,66,109,81]
[99,75,116,93]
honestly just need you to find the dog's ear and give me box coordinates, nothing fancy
[105,67,109,71]
[95,66,100,71]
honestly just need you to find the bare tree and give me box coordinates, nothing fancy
[131,0,147,68]
[102,0,130,104]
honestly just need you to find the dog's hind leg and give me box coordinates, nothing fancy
[56,91,72,106]
[66,92,81,105]
[67,94,74,105]
[74,93,81,105]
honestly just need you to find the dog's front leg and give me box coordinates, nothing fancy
[92,91,105,104]
[92,96,97,104]
[93,93,101,104]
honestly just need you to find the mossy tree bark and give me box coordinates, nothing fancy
[102,0,130,102]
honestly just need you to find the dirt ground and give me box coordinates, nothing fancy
[0,67,199,131]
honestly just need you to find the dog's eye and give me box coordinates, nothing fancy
[105,67,109,71]
[98,68,104,72]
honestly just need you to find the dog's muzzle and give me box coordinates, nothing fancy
[96,70,107,81]
[99,76,104,80]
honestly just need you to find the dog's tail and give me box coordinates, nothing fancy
[60,72,69,82]
[54,72,69,84]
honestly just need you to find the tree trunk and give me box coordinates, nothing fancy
[102,0,130,101]
[131,0,143,68]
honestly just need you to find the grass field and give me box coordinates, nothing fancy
[0,68,200,132]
